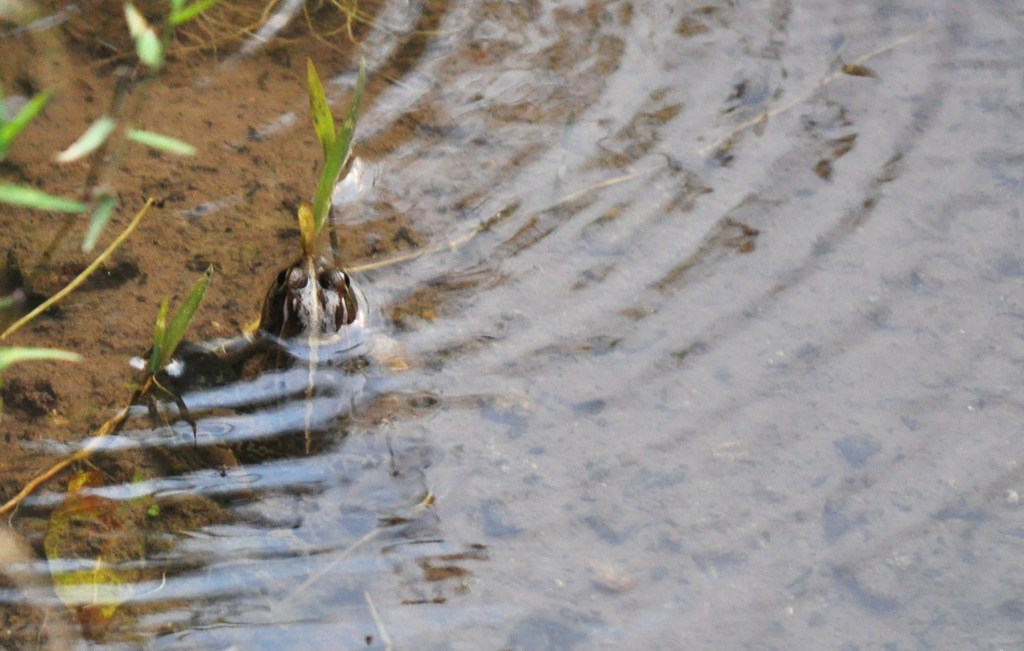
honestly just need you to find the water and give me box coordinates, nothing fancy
[2,0,1024,648]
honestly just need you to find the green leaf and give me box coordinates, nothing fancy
[123,2,147,37]
[136,28,164,69]
[169,0,222,26]
[0,91,51,162]
[0,347,81,373]
[150,267,212,373]
[0,183,87,212]
[306,58,335,158]
[163,266,212,363]
[55,116,117,163]
[311,59,365,235]
[82,194,117,252]
[147,298,169,374]
[126,128,196,156]
[170,0,186,12]
[124,3,163,70]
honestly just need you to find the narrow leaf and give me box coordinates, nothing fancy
[0,347,81,373]
[169,0,222,26]
[170,0,186,12]
[123,2,147,37]
[841,63,878,78]
[156,266,213,372]
[126,129,196,156]
[0,91,51,161]
[306,58,335,157]
[335,59,367,162]
[124,3,163,69]
[0,183,87,212]
[147,299,169,374]
[136,29,164,69]
[297,202,316,255]
[311,59,365,235]
[82,194,117,252]
[55,116,116,163]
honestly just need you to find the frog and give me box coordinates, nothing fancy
[176,250,372,375]
[142,250,377,474]
[257,254,365,342]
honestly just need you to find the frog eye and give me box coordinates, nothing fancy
[319,269,345,289]
[286,267,308,289]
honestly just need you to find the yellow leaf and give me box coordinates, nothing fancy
[44,471,147,637]
[298,202,316,255]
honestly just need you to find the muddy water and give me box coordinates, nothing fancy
[2,0,1024,648]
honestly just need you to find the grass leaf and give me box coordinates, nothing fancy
[311,59,365,235]
[123,2,147,37]
[169,0,222,26]
[298,202,316,255]
[0,183,87,212]
[55,116,117,163]
[124,3,163,70]
[151,266,212,373]
[83,194,117,252]
[136,28,164,70]
[306,58,335,158]
[126,129,196,156]
[0,347,81,373]
[147,299,169,374]
[0,91,51,162]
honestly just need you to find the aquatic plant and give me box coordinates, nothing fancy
[306,57,366,244]
[0,1,224,420]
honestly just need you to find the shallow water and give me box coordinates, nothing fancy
[3,0,1024,648]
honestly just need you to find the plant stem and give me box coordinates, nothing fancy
[0,375,154,516]
[1,198,155,341]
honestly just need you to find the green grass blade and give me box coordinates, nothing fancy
[82,194,117,252]
[332,58,366,171]
[0,91,51,162]
[0,183,87,212]
[306,58,335,158]
[123,1,146,36]
[124,3,163,70]
[136,29,164,70]
[169,0,222,26]
[311,59,365,235]
[156,266,212,372]
[126,129,196,156]
[170,0,186,13]
[147,298,169,374]
[0,347,81,373]
[55,116,116,163]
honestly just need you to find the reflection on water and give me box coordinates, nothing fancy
[4,0,1024,647]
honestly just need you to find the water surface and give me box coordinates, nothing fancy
[2,0,1023,648]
